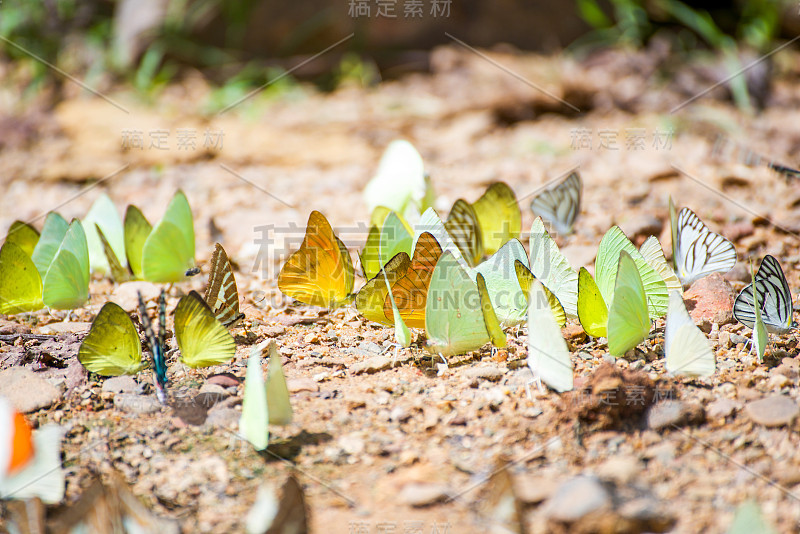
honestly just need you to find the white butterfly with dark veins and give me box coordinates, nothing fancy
[530,171,581,236]
[669,199,736,286]
[733,255,796,335]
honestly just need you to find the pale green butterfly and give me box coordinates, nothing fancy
[470,239,530,327]
[361,210,414,280]
[31,212,70,279]
[749,263,769,363]
[639,236,682,296]
[83,193,126,275]
[728,500,777,534]
[142,190,196,283]
[41,219,90,310]
[529,217,578,318]
[425,252,497,357]
[384,267,412,351]
[265,340,293,426]
[528,280,573,393]
[414,207,471,272]
[239,341,293,450]
[78,301,144,376]
[665,291,715,377]
[607,251,651,356]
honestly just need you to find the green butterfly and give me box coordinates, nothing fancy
[239,341,293,451]
[0,241,44,314]
[141,190,196,283]
[750,262,769,363]
[39,219,90,310]
[606,251,651,356]
[78,302,144,375]
[31,213,70,279]
[527,280,573,393]
[360,210,413,280]
[174,291,235,368]
[528,217,578,318]
[83,194,126,275]
[414,208,471,272]
[4,221,40,257]
[384,266,412,352]
[424,252,503,357]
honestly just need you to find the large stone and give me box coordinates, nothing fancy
[646,400,705,430]
[0,367,61,413]
[542,475,612,522]
[745,396,800,427]
[683,274,736,326]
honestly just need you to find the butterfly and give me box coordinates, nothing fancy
[137,290,169,403]
[36,218,90,310]
[664,290,715,377]
[413,208,470,271]
[355,252,411,326]
[728,500,778,534]
[359,210,413,280]
[278,210,355,309]
[515,260,567,327]
[384,266,412,351]
[529,217,578,317]
[123,205,153,280]
[363,140,436,224]
[733,255,796,335]
[669,199,736,286]
[527,280,573,393]
[530,171,581,236]
[425,251,503,356]
[174,291,237,369]
[141,190,196,283]
[78,301,144,376]
[246,476,308,534]
[472,182,522,257]
[239,341,293,451]
[383,232,443,329]
[0,240,44,315]
[204,243,245,328]
[445,199,483,267]
[3,221,39,257]
[0,398,65,503]
[606,251,651,356]
[83,194,126,275]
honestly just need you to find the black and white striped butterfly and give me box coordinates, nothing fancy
[530,171,581,236]
[733,255,796,334]
[204,243,245,328]
[445,199,483,267]
[669,200,736,286]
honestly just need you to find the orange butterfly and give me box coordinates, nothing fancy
[383,232,443,328]
[278,211,354,308]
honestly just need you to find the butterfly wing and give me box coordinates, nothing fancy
[204,243,244,328]
[639,236,682,295]
[239,343,268,450]
[515,260,566,327]
[445,199,483,267]
[384,232,442,328]
[265,341,293,425]
[425,252,490,356]
[142,190,196,283]
[0,242,43,314]
[355,252,411,326]
[363,140,428,218]
[528,280,573,392]
[734,255,794,334]
[673,207,736,286]
[96,225,130,282]
[384,266,412,348]
[359,225,382,280]
[529,217,578,317]
[78,302,143,375]
[42,220,90,310]
[174,291,236,368]
[379,211,413,265]
[665,291,715,377]
[31,212,69,279]
[530,171,581,236]
[476,273,506,348]
[472,239,530,327]
[607,251,651,356]
[577,267,608,338]
[278,211,355,308]
[4,221,40,257]
[123,205,152,280]
[472,182,522,256]
[83,194,126,274]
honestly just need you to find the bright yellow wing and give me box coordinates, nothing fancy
[383,232,443,328]
[472,182,522,255]
[514,260,566,327]
[278,211,355,308]
[355,252,411,325]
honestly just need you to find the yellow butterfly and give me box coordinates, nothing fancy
[383,232,443,328]
[278,211,355,308]
[355,252,412,325]
[445,199,483,267]
[472,182,522,256]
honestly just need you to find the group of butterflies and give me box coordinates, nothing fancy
[277,140,798,391]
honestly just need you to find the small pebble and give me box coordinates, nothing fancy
[542,475,611,522]
[745,396,799,427]
[351,356,391,375]
[114,393,162,414]
[102,376,142,395]
[398,482,450,507]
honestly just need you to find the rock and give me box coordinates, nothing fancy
[730,334,749,345]
[646,400,705,430]
[390,406,411,422]
[542,475,612,522]
[768,373,790,390]
[114,393,162,414]
[198,383,229,397]
[303,332,320,344]
[683,274,736,325]
[262,325,286,337]
[618,214,663,242]
[706,398,740,419]
[64,358,88,392]
[745,396,800,427]
[110,281,162,312]
[398,482,450,507]
[287,378,319,393]
[0,367,61,413]
[514,475,558,504]
[596,455,641,484]
[206,373,240,388]
[462,366,505,382]
[203,407,239,429]
[102,376,142,394]
[562,323,587,342]
[350,356,391,375]
[39,322,92,334]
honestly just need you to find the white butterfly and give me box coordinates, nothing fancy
[664,291,715,377]
[527,280,573,393]
[530,171,581,236]
[733,255,796,335]
[669,200,736,286]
